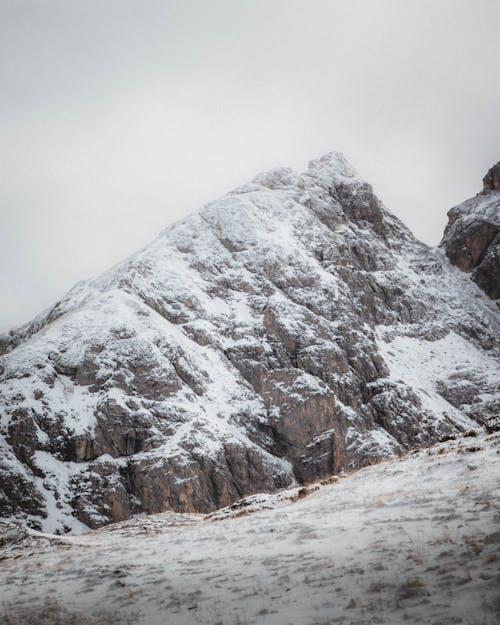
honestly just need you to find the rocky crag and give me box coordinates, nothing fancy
[440,161,500,299]
[1,153,499,533]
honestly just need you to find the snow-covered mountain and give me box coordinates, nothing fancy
[1,152,499,533]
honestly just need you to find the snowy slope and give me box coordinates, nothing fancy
[0,152,499,532]
[1,432,499,625]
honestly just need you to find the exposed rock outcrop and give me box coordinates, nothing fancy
[1,152,499,533]
[440,162,500,299]
[483,161,500,192]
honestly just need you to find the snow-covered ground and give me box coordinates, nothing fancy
[1,431,499,625]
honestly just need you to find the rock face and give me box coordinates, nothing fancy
[1,152,499,533]
[483,161,500,192]
[440,162,500,299]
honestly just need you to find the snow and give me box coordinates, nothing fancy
[31,451,90,534]
[377,330,500,428]
[346,426,404,459]
[307,151,361,186]
[445,192,500,230]
[1,432,498,624]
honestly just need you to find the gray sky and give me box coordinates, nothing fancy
[1,0,499,333]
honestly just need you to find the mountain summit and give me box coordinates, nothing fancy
[1,152,498,533]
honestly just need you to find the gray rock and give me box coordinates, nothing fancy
[440,162,500,299]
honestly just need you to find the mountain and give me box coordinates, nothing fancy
[1,432,499,625]
[0,152,499,533]
[440,161,500,299]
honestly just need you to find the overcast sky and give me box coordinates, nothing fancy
[1,0,499,332]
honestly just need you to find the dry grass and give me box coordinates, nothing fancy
[1,597,137,625]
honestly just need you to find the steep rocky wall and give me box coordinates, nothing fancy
[440,162,500,299]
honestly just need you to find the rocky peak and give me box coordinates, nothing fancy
[307,151,359,184]
[482,161,500,192]
[440,162,500,299]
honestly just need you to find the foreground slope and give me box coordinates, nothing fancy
[1,432,499,625]
[0,152,499,532]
